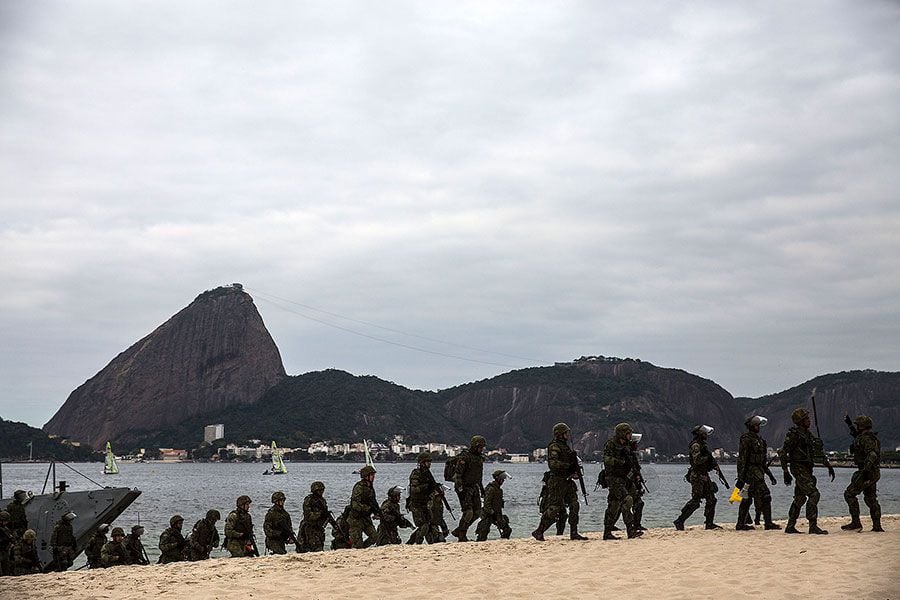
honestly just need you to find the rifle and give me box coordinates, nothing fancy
[247,532,260,557]
[437,487,456,521]
[810,387,821,438]
[712,463,730,488]
[327,511,348,540]
[844,414,858,437]
[573,453,589,505]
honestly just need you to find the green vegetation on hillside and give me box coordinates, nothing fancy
[0,418,96,461]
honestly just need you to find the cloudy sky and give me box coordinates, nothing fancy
[2,1,898,428]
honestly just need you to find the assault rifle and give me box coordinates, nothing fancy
[247,532,260,557]
[573,453,589,505]
[712,462,730,488]
[327,510,347,540]
[437,485,456,521]
[844,413,859,437]
[628,442,649,494]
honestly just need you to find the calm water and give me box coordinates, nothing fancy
[3,461,898,563]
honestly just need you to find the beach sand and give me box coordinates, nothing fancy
[3,515,898,600]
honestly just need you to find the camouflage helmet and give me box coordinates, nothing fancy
[206,509,221,521]
[553,423,571,436]
[417,452,432,463]
[388,486,403,497]
[791,408,810,425]
[13,489,28,502]
[0,511,9,521]
[470,435,487,448]
[131,525,144,535]
[97,523,110,533]
[63,511,77,521]
[170,514,184,527]
[854,415,873,430]
[111,527,125,537]
[271,491,286,503]
[23,529,37,541]
[360,465,377,478]
[236,495,252,507]
[310,481,326,493]
[615,422,633,436]
[492,469,509,481]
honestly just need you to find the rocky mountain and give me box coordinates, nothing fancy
[439,357,746,457]
[0,418,95,461]
[737,370,900,452]
[43,285,286,448]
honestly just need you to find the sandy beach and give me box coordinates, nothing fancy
[3,515,897,600]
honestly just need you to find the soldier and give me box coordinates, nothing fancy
[225,495,256,556]
[780,407,835,534]
[264,491,296,554]
[429,491,450,540]
[475,470,512,541]
[84,523,109,568]
[674,425,724,531]
[298,481,330,553]
[735,415,780,531]
[100,527,131,568]
[49,511,78,571]
[538,471,568,535]
[0,510,13,576]
[407,452,445,544]
[532,423,588,541]
[125,524,150,565]
[158,514,187,563]
[452,435,487,542]
[188,510,221,561]
[602,423,642,540]
[609,431,648,533]
[330,506,353,550]
[4,490,30,540]
[348,465,381,548]
[376,486,413,545]
[841,414,883,532]
[11,529,41,575]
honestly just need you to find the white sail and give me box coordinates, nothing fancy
[363,439,374,468]
[104,442,119,475]
[271,441,287,474]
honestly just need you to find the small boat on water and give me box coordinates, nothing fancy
[269,441,287,475]
[103,441,120,475]
[1,460,140,568]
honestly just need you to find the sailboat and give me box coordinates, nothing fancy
[103,441,120,475]
[363,439,375,468]
[270,441,288,475]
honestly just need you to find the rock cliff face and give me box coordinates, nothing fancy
[738,370,900,452]
[43,286,286,448]
[440,357,746,456]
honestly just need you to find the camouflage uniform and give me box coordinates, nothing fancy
[188,511,220,560]
[125,528,150,565]
[407,457,444,544]
[842,418,882,531]
[603,428,640,539]
[429,493,450,539]
[49,516,78,571]
[736,428,778,530]
[0,515,12,577]
[538,471,569,535]
[101,529,131,568]
[158,516,186,564]
[348,471,380,548]
[780,411,833,534]
[674,435,720,529]
[4,494,29,540]
[376,493,412,545]
[264,495,295,555]
[11,533,41,575]
[225,498,256,557]
[330,506,352,550]
[452,437,486,541]
[475,474,512,541]
[298,485,329,553]
[84,528,108,568]
[533,424,585,540]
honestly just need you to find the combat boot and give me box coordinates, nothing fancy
[673,519,685,531]
[570,526,588,541]
[531,529,545,541]
[840,519,863,531]
[603,529,620,540]
[872,517,884,532]
[556,521,566,536]
[735,523,755,531]
[762,504,780,530]
[626,527,643,539]
[808,519,828,535]
[764,522,782,530]
[704,522,723,530]
[608,524,621,531]
[785,504,801,533]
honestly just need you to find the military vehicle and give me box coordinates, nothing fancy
[2,460,141,568]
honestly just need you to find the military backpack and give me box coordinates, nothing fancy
[443,455,459,481]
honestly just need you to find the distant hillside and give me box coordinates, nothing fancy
[116,369,468,450]
[439,357,746,456]
[43,285,286,448]
[740,370,900,451]
[0,418,95,461]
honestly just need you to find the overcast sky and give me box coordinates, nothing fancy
[2,1,898,428]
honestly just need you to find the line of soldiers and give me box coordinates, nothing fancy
[0,409,885,575]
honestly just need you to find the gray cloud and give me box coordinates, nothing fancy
[1,1,899,427]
